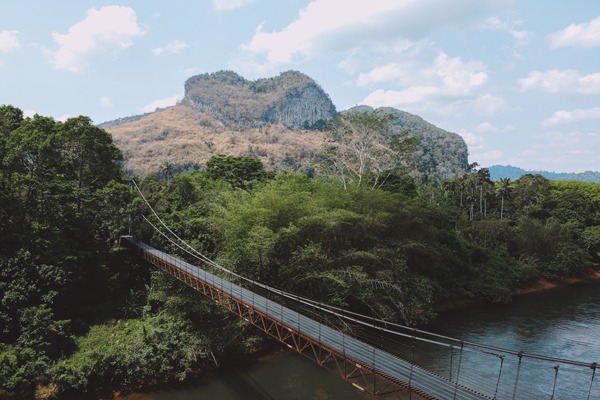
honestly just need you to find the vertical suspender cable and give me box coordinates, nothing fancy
[587,362,597,400]
[493,355,505,400]
[449,345,454,382]
[453,341,464,400]
[550,365,559,400]
[512,351,524,400]
[408,334,416,400]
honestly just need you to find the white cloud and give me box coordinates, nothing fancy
[356,64,405,86]
[138,95,182,113]
[512,50,525,61]
[509,29,534,46]
[213,0,255,10]
[518,69,600,94]
[470,150,504,164]
[152,40,189,56]
[182,67,202,76]
[355,46,509,116]
[51,6,144,72]
[455,128,508,166]
[100,96,113,108]
[0,31,19,52]
[361,90,508,117]
[23,110,36,118]
[473,122,514,133]
[548,16,600,49]
[456,129,486,151]
[357,50,488,93]
[542,107,600,128]
[485,18,533,46]
[474,122,497,132]
[472,94,510,116]
[57,114,72,122]
[500,131,599,172]
[233,0,507,71]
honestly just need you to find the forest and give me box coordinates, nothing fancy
[489,164,600,183]
[1,105,599,398]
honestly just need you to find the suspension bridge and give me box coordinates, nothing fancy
[123,181,599,400]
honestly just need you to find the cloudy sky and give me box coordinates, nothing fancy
[1,0,599,172]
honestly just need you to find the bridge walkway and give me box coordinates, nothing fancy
[122,236,489,400]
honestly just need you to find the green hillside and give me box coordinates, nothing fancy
[489,165,600,183]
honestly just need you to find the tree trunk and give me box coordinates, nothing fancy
[480,186,482,213]
[501,196,504,220]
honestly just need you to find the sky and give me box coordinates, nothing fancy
[1,0,599,173]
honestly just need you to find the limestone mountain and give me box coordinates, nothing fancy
[101,70,468,180]
[184,70,336,129]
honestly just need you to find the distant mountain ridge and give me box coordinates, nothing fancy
[488,165,600,183]
[98,107,168,130]
[100,70,469,179]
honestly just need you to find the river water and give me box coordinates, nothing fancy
[126,281,600,400]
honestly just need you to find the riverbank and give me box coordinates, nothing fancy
[84,342,288,400]
[0,340,287,400]
[433,267,600,312]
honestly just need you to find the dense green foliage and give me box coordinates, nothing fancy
[0,107,254,398]
[1,106,598,398]
[489,164,600,183]
[136,157,599,315]
[203,154,275,189]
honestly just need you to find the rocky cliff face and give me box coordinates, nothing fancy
[184,70,336,129]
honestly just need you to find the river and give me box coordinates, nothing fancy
[123,280,600,400]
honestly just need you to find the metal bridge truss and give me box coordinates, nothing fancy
[126,239,451,400]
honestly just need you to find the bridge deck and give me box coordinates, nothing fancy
[123,237,488,400]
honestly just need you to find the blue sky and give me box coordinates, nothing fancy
[1,0,599,172]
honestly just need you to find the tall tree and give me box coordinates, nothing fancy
[159,160,176,182]
[495,177,512,220]
[202,154,275,189]
[318,110,419,189]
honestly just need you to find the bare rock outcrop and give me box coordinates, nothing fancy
[184,70,336,129]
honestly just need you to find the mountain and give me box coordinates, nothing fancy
[100,71,335,174]
[101,70,468,179]
[488,165,600,183]
[183,70,336,129]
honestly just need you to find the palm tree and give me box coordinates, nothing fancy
[495,178,512,220]
[441,180,452,199]
[160,160,176,182]
[457,180,466,206]
[466,191,475,220]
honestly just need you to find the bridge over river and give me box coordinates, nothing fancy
[123,181,598,399]
[122,236,598,400]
